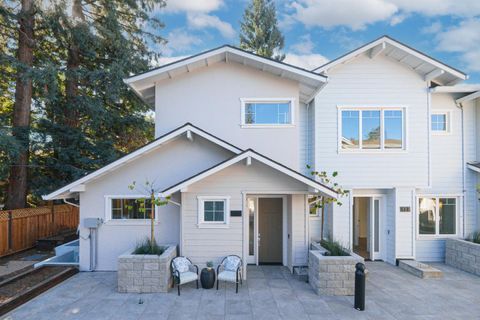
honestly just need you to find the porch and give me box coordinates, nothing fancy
[5,262,480,319]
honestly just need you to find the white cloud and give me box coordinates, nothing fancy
[422,21,442,34]
[436,19,480,71]
[187,13,236,39]
[284,53,329,70]
[164,0,224,13]
[162,29,202,55]
[291,35,315,54]
[290,0,480,30]
[291,0,397,30]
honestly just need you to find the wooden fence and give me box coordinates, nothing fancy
[0,204,79,257]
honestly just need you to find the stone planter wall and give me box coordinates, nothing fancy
[118,245,177,293]
[445,238,480,276]
[308,247,364,296]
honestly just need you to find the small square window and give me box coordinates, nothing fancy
[431,113,448,132]
[198,197,230,226]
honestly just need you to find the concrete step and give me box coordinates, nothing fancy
[398,260,443,279]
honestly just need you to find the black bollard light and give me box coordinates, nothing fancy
[354,262,366,311]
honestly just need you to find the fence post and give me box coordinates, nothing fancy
[50,201,55,235]
[7,211,13,252]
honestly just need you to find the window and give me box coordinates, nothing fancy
[340,108,405,150]
[418,197,457,236]
[198,196,230,227]
[110,198,154,220]
[241,99,294,126]
[431,113,449,133]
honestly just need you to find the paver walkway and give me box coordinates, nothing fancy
[2,262,480,319]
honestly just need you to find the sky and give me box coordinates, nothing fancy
[153,0,480,83]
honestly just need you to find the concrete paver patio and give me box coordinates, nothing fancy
[2,262,480,320]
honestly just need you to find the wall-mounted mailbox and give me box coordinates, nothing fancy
[230,210,242,217]
[400,206,411,213]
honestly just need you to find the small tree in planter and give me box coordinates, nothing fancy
[307,165,347,240]
[128,180,171,254]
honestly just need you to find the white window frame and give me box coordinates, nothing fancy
[240,98,296,128]
[337,105,408,153]
[431,111,451,135]
[416,195,459,239]
[104,195,159,225]
[197,196,230,228]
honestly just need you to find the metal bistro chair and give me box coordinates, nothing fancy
[171,256,199,296]
[216,255,243,293]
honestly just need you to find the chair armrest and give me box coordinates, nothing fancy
[172,270,180,283]
[216,264,222,275]
[193,264,199,274]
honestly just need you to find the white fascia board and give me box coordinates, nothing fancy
[431,85,480,93]
[467,164,480,173]
[456,91,480,104]
[314,36,467,81]
[159,150,338,198]
[42,124,243,200]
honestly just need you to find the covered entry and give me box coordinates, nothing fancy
[352,196,384,260]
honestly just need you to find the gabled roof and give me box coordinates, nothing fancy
[42,123,243,200]
[124,45,328,104]
[313,36,467,86]
[159,149,338,198]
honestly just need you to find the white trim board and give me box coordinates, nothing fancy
[160,150,338,199]
[42,123,243,200]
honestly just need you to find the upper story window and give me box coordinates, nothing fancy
[418,197,457,237]
[109,197,154,220]
[340,107,405,151]
[241,98,294,127]
[431,113,449,133]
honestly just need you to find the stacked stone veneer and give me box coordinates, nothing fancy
[308,246,364,296]
[445,238,480,277]
[118,245,177,293]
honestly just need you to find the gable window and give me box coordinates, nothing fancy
[198,196,230,227]
[241,98,294,127]
[340,107,405,151]
[431,113,449,133]
[418,197,457,237]
[109,198,154,220]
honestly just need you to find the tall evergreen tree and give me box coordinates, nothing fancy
[239,0,285,61]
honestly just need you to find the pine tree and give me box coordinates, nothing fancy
[239,0,285,61]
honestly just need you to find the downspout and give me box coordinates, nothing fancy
[427,88,432,188]
[456,101,466,238]
[63,198,79,207]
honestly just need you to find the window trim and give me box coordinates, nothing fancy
[431,111,451,135]
[240,98,296,128]
[104,195,159,225]
[416,195,459,239]
[197,196,230,228]
[337,105,408,153]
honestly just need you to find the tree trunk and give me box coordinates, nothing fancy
[5,0,35,209]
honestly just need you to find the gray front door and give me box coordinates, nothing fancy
[258,198,283,264]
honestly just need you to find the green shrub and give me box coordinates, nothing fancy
[468,231,480,244]
[133,238,165,255]
[320,239,349,256]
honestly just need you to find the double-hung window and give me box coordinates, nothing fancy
[241,98,294,127]
[198,196,230,227]
[340,108,405,150]
[418,197,457,237]
[109,197,154,220]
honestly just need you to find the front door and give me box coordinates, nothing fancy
[258,198,283,264]
[353,196,384,260]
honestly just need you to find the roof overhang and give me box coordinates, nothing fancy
[467,162,480,173]
[159,149,338,199]
[313,36,467,86]
[124,45,328,105]
[430,84,480,93]
[42,123,243,200]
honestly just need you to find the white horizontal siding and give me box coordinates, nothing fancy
[386,189,396,264]
[181,160,309,268]
[395,188,414,259]
[314,54,429,188]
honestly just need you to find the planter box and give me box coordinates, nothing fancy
[445,238,480,277]
[308,245,364,296]
[117,245,177,293]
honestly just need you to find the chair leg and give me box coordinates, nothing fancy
[216,279,219,290]
[236,281,238,294]
[177,283,180,296]
[196,279,199,289]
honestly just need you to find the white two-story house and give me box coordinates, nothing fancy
[44,36,480,273]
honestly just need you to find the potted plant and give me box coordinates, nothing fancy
[200,261,216,289]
